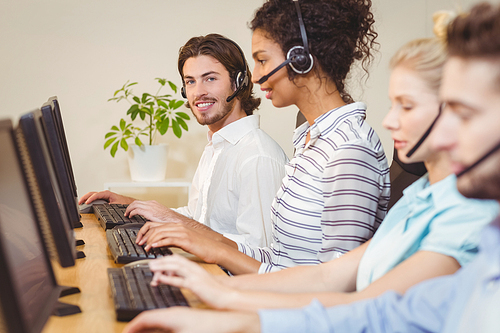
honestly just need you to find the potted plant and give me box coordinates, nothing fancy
[104,78,190,181]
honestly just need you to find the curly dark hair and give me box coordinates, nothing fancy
[178,34,261,115]
[250,0,378,103]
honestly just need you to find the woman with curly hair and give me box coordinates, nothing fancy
[136,0,390,275]
[123,5,500,333]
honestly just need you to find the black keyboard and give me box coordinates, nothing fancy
[93,203,147,229]
[108,265,189,321]
[106,224,173,264]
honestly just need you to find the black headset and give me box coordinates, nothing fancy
[257,0,314,85]
[405,103,445,158]
[180,37,249,103]
[405,101,500,178]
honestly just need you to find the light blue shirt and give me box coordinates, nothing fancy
[259,218,500,333]
[357,174,499,290]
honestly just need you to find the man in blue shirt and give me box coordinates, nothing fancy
[122,2,500,332]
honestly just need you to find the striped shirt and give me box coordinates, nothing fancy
[238,102,391,273]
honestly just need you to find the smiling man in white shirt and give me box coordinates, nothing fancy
[80,34,288,248]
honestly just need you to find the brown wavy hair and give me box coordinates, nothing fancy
[178,34,261,115]
[447,3,500,61]
[250,0,378,103]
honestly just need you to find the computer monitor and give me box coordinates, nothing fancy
[0,118,61,333]
[17,110,77,268]
[40,97,81,228]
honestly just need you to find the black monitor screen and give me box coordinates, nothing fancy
[18,110,76,268]
[0,119,60,333]
[49,97,77,197]
[40,98,80,228]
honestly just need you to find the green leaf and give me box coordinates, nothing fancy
[176,117,188,131]
[104,137,116,149]
[172,100,185,109]
[157,100,168,108]
[176,111,190,120]
[140,112,146,120]
[110,141,119,157]
[120,118,126,131]
[172,119,181,138]
[105,132,116,139]
[127,104,140,115]
[130,109,139,120]
[156,78,167,86]
[133,96,141,104]
[141,93,150,104]
[126,82,138,88]
[168,81,177,94]
[158,118,170,135]
[111,125,119,131]
[120,138,129,151]
[139,107,151,116]
[135,137,143,146]
[155,108,166,118]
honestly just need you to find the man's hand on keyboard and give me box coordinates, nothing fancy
[125,200,182,223]
[135,221,164,245]
[123,307,261,333]
[149,254,233,310]
[78,190,135,205]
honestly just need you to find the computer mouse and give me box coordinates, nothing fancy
[78,199,109,214]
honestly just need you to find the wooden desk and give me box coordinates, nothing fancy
[43,214,224,333]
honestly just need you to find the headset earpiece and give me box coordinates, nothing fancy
[181,85,187,99]
[257,0,314,85]
[287,45,314,74]
[226,49,249,103]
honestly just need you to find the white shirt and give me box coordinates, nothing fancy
[174,115,288,247]
[238,103,391,273]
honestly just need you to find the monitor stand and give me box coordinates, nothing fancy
[76,238,85,258]
[52,285,82,316]
[53,301,81,316]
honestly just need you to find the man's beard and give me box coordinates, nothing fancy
[457,152,500,201]
[189,98,236,126]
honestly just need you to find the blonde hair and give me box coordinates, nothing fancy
[389,11,456,93]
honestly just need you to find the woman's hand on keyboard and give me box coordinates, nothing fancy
[138,223,226,263]
[149,254,235,310]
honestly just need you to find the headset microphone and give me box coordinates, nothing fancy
[406,103,444,158]
[406,101,500,177]
[257,58,294,85]
[457,140,500,177]
[257,0,314,85]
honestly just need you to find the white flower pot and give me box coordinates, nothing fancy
[127,143,169,181]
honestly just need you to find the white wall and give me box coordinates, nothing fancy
[0,0,496,206]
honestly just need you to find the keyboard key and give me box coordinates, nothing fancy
[108,266,189,321]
